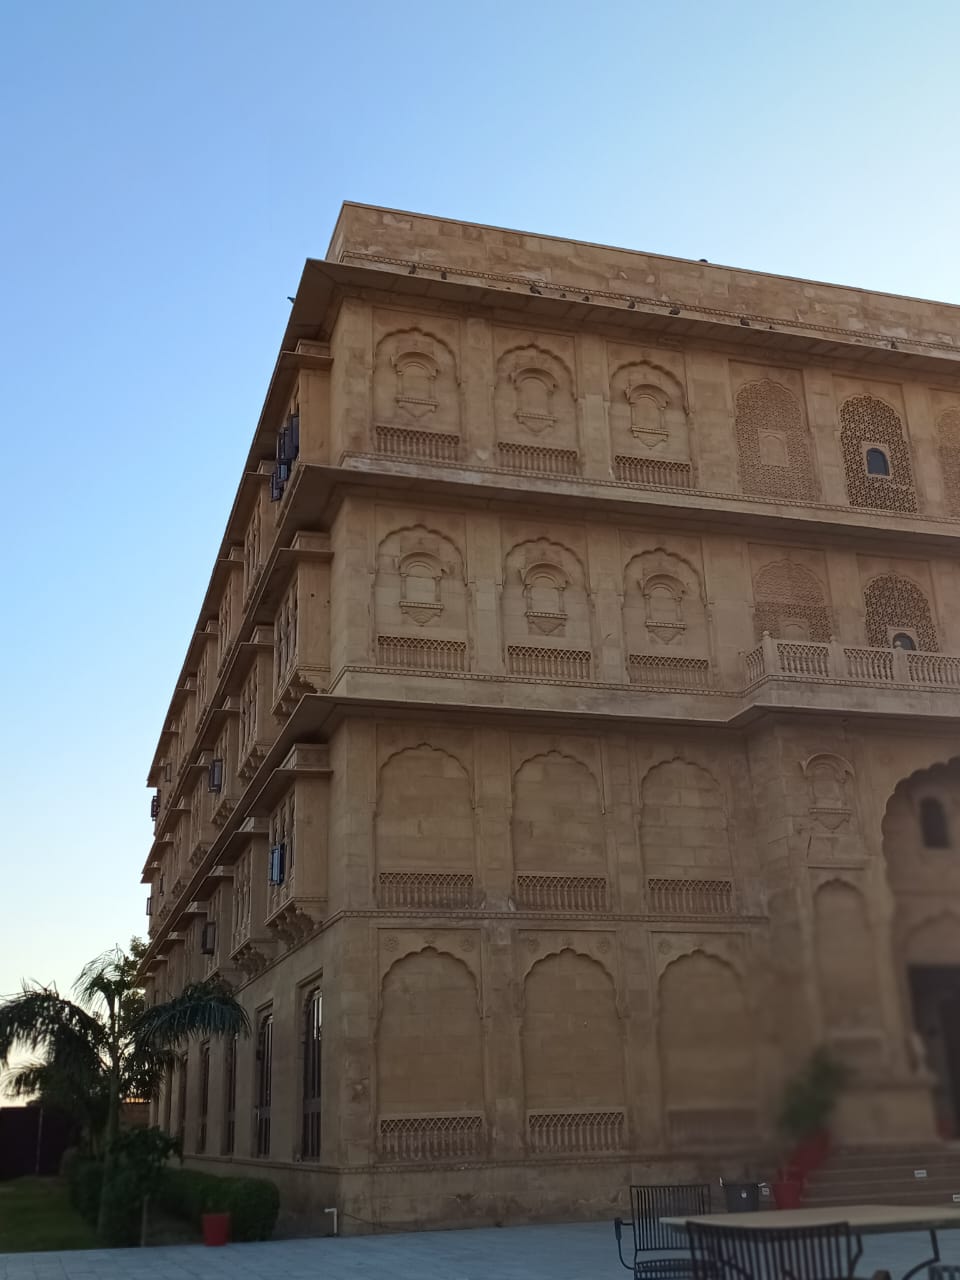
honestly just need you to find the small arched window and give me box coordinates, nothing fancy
[920,797,950,849]
[866,447,890,476]
[892,632,916,651]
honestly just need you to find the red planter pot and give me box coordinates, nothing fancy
[788,1130,831,1178]
[772,1179,804,1210]
[201,1212,231,1247]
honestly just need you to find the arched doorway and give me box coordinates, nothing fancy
[884,760,960,1137]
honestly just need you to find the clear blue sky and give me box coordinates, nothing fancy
[1,0,959,1004]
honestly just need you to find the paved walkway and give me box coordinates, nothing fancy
[2,1221,960,1279]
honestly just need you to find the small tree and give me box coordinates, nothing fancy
[0,939,249,1243]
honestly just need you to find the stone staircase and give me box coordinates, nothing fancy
[802,1145,960,1208]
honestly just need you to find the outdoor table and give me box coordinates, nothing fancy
[661,1203,960,1280]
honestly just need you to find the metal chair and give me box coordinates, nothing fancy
[614,1183,712,1278]
[686,1219,861,1280]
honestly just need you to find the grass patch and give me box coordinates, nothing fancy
[0,1177,99,1252]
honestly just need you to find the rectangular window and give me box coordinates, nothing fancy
[176,1054,188,1146]
[301,987,322,1159]
[196,1043,211,1154]
[222,1034,237,1155]
[254,1012,273,1157]
[239,665,258,759]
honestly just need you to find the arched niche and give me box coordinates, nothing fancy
[376,744,475,874]
[863,574,938,652]
[494,344,577,447]
[623,549,708,654]
[840,395,916,513]
[375,525,468,635]
[813,879,881,1032]
[501,538,591,650]
[373,328,460,434]
[641,758,731,880]
[377,947,483,1115]
[522,949,624,1111]
[609,360,689,460]
[512,750,605,875]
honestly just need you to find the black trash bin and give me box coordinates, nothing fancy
[723,1181,760,1212]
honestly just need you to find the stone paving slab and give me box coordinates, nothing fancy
[3,1221,960,1279]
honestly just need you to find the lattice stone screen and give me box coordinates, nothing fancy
[614,456,692,488]
[515,874,608,912]
[507,645,592,680]
[753,561,833,642]
[840,395,917,512]
[497,441,580,476]
[863,575,938,651]
[628,655,711,689]
[377,635,467,672]
[378,1114,485,1161]
[377,871,476,910]
[938,408,960,516]
[647,878,735,916]
[527,1109,625,1154]
[735,380,817,501]
[375,424,461,462]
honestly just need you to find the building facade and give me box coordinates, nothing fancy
[140,205,960,1232]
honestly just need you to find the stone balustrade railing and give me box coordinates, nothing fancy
[743,633,960,690]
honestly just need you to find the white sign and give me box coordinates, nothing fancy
[914,1169,928,1179]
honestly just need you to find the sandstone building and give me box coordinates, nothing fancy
[140,204,960,1231]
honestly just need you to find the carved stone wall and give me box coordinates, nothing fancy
[608,352,690,483]
[373,325,460,439]
[813,879,880,1032]
[840,394,917,512]
[501,537,592,675]
[658,951,756,1144]
[494,338,578,451]
[938,408,960,517]
[734,379,817,501]
[641,759,732,883]
[375,745,475,882]
[522,950,624,1112]
[377,947,484,1138]
[753,559,832,642]
[512,750,605,878]
[375,525,469,669]
[863,574,938,651]
[622,548,709,660]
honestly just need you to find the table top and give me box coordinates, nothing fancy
[661,1204,960,1234]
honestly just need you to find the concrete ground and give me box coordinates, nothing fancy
[2,1221,960,1279]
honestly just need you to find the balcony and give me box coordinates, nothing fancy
[744,633,960,691]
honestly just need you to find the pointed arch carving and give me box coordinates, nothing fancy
[657,950,757,1143]
[512,750,605,877]
[623,548,708,655]
[521,949,624,1117]
[495,342,577,445]
[609,359,690,460]
[376,744,475,879]
[375,525,468,645]
[373,326,460,433]
[502,539,592,656]
[734,379,817,501]
[813,879,880,1031]
[376,946,484,1119]
[641,757,731,880]
[801,754,855,831]
[753,559,832,642]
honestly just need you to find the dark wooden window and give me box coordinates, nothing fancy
[866,447,890,476]
[254,1012,273,1157]
[196,1043,211,1153]
[921,797,950,849]
[301,988,322,1160]
[222,1034,237,1155]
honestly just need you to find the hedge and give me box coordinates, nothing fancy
[64,1156,139,1247]
[156,1167,280,1241]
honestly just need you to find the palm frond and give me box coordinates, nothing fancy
[0,985,104,1069]
[74,947,132,1016]
[134,979,250,1048]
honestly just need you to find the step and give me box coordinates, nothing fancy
[816,1146,960,1170]
[803,1188,960,1208]
[807,1165,960,1188]
[804,1178,960,1200]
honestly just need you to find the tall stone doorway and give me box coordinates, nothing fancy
[883,758,960,1141]
[908,967,960,1137]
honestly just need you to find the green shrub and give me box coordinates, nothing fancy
[66,1158,103,1227]
[98,1169,140,1247]
[157,1168,280,1241]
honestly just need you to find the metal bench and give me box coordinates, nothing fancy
[614,1183,712,1279]
[687,1219,861,1280]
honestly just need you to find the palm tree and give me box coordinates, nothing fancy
[0,940,249,1240]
